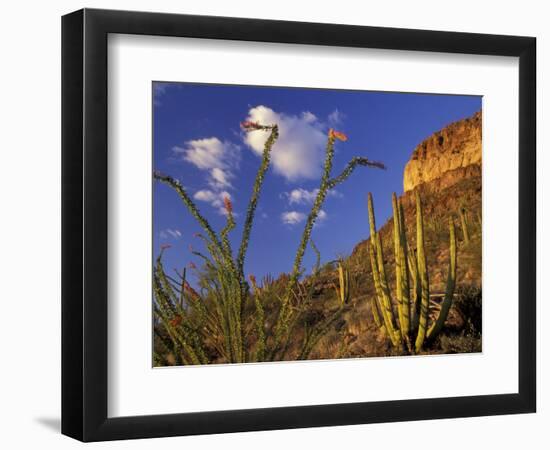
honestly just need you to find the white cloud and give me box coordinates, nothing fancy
[283,188,342,205]
[193,189,233,216]
[153,83,169,106]
[243,106,327,181]
[160,228,182,240]
[154,83,167,96]
[281,211,307,225]
[209,167,233,189]
[301,111,318,123]
[285,188,318,205]
[328,109,345,126]
[174,137,239,172]
[175,138,240,213]
[194,189,217,202]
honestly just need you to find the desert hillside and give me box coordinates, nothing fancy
[298,111,483,359]
[351,111,482,289]
[154,110,483,365]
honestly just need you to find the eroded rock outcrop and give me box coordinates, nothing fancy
[403,111,481,192]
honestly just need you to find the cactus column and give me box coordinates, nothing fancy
[366,191,458,354]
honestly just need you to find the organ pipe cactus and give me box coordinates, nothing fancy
[427,220,457,339]
[334,260,350,305]
[367,191,457,353]
[459,207,470,244]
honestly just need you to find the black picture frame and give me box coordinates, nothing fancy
[62,8,536,442]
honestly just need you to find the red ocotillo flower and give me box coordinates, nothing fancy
[160,244,171,251]
[240,120,263,131]
[169,315,183,327]
[223,196,233,215]
[188,261,197,270]
[329,128,348,142]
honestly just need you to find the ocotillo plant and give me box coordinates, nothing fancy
[154,121,278,364]
[367,191,457,354]
[153,121,385,365]
[269,128,385,360]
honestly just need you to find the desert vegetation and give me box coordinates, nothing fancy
[153,122,385,365]
[366,191,456,353]
[153,119,482,366]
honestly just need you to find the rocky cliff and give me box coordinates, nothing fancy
[403,111,481,192]
[277,111,483,359]
[350,110,482,288]
[339,110,483,357]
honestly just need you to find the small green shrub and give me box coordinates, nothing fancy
[453,285,482,336]
[438,333,482,354]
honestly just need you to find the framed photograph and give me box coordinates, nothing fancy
[62,8,536,442]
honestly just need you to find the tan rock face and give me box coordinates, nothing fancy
[403,111,482,192]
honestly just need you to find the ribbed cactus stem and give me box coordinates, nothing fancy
[367,193,400,347]
[366,192,459,354]
[427,218,457,339]
[336,261,350,305]
[392,194,404,321]
[398,201,411,337]
[392,193,410,343]
[368,244,386,333]
[414,191,430,353]
[407,242,420,331]
[460,207,470,244]
[371,295,383,329]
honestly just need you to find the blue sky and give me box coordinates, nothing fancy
[153,82,481,284]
